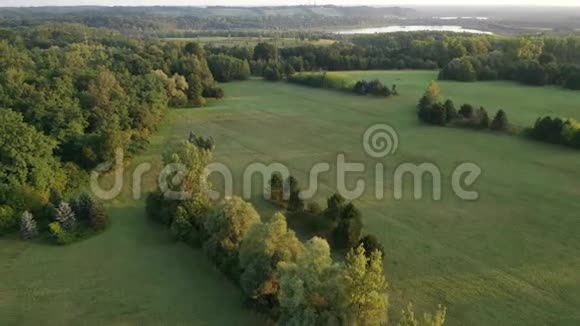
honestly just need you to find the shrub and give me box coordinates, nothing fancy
[307,201,323,215]
[263,66,282,81]
[146,191,177,225]
[48,222,73,245]
[0,205,17,235]
[202,85,225,99]
[88,199,109,231]
[170,206,193,241]
[458,104,475,119]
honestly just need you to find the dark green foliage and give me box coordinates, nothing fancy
[286,176,304,212]
[527,116,580,149]
[333,203,363,250]
[440,57,477,82]
[207,54,250,82]
[146,191,177,226]
[288,191,305,213]
[325,193,345,223]
[287,73,325,87]
[263,65,282,81]
[561,64,580,90]
[269,173,284,203]
[307,201,323,215]
[88,199,108,231]
[170,206,193,241]
[203,85,225,99]
[188,132,215,151]
[0,205,17,235]
[71,193,90,223]
[253,43,277,61]
[491,110,509,131]
[357,235,385,260]
[444,99,458,123]
[353,79,392,97]
[478,107,491,129]
[459,104,475,119]
[49,188,62,207]
[514,60,548,86]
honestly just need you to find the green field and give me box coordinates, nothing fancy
[163,36,335,48]
[2,71,580,325]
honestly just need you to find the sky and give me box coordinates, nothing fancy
[1,0,579,7]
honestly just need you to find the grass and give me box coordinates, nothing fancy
[162,36,335,48]
[1,71,580,325]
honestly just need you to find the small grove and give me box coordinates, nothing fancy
[286,72,398,98]
[417,81,580,150]
[146,136,447,325]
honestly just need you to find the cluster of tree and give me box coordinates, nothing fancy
[1,187,109,245]
[207,54,251,82]
[147,136,446,325]
[220,34,580,93]
[286,72,399,99]
[417,81,509,132]
[354,79,398,97]
[439,37,580,90]
[0,24,225,235]
[528,117,580,149]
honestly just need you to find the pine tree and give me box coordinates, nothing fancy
[491,109,509,131]
[444,99,458,123]
[479,107,490,129]
[55,202,76,231]
[20,211,38,240]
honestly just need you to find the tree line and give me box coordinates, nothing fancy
[416,81,580,151]
[438,37,580,90]
[417,81,509,132]
[201,33,580,93]
[146,134,447,325]
[0,23,224,242]
[286,72,398,98]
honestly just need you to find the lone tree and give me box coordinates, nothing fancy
[55,202,76,231]
[491,109,509,131]
[20,211,38,240]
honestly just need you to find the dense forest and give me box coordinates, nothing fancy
[0,23,222,240]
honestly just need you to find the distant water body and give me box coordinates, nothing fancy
[336,25,493,35]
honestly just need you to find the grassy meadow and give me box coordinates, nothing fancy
[1,71,580,325]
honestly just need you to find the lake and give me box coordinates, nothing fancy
[336,25,492,35]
